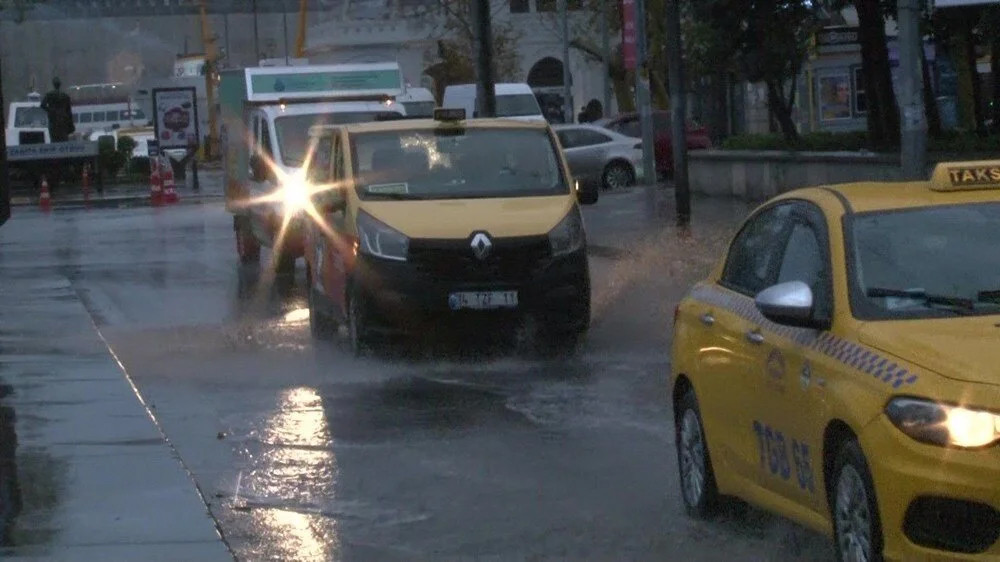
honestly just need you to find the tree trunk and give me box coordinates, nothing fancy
[921,44,942,137]
[855,0,899,148]
[992,33,1000,133]
[965,24,984,132]
[767,79,800,142]
[953,28,978,130]
[1,54,9,227]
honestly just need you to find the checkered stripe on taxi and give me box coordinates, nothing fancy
[688,284,919,389]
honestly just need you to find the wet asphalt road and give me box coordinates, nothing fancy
[0,193,835,561]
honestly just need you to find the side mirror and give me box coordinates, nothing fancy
[576,179,599,206]
[754,281,826,329]
[249,154,271,182]
[314,186,346,213]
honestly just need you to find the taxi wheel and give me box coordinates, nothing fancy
[831,441,884,562]
[675,388,720,517]
[602,162,635,191]
[347,288,372,357]
[236,221,260,265]
[307,270,337,340]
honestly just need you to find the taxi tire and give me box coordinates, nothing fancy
[236,220,261,265]
[347,287,372,357]
[675,388,720,518]
[831,440,884,562]
[307,270,337,340]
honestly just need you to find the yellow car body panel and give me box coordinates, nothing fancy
[671,162,1000,561]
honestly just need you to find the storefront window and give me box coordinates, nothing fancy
[818,74,852,121]
[853,67,867,115]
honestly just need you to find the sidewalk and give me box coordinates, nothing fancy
[9,168,225,210]
[0,276,233,561]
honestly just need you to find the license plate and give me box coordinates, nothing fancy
[448,291,518,310]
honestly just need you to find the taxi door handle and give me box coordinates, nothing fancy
[745,329,765,345]
[700,313,715,326]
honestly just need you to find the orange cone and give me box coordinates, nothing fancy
[162,156,179,204]
[39,176,52,212]
[150,156,163,206]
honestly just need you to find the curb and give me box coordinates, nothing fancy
[10,194,225,211]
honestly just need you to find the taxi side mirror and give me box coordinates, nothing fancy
[314,186,346,213]
[755,281,828,330]
[576,180,599,206]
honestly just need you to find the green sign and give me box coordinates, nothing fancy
[250,69,401,95]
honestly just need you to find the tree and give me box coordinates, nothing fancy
[986,6,1000,132]
[424,1,522,102]
[686,0,821,143]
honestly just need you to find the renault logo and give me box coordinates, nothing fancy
[470,232,492,260]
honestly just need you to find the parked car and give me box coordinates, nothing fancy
[599,111,712,177]
[553,124,644,191]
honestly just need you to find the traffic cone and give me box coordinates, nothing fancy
[162,155,179,204]
[39,176,52,212]
[150,155,163,206]
[81,164,91,208]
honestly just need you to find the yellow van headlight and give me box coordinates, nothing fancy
[357,210,409,262]
[548,207,586,257]
[886,397,1000,449]
[281,172,312,215]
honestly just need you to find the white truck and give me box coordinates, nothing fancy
[220,62,407,273]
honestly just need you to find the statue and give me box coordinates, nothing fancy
[40,77,75,142]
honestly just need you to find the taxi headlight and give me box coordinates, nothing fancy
[548,207,586,257]
[886,397,1000,449]
[357,210,408,262]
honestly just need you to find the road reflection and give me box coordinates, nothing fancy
[237,386,339,561]
[0,381,21,546]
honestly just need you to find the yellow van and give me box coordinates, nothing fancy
[300,108,599,355]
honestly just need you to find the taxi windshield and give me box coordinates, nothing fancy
[849,202,1000,319]
[275,110,402,167]
[348,128,568,200]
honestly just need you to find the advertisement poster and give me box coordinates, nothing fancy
[818,74,852,121]
[152,87,200,150]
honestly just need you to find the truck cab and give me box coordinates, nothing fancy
[220,62,407,274]
[5,95,51,147]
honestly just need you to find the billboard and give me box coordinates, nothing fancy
[622,0,637,71]
[152,87,200,150]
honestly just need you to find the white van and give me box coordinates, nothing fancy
[442,83,545,122]
[398,87,436,117]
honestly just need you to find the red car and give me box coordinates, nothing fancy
[599,111,712,177]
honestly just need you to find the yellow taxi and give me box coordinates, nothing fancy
[670,160,1000,561]
[302,109,598,355]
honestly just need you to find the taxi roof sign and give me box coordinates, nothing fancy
[930,160,1000,192]
[243,62,403,103]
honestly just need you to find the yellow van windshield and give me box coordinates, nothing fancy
[348,128,568,200]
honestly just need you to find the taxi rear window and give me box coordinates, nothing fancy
[847,202,1000,320]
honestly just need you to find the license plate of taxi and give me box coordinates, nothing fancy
[448,291,519,310]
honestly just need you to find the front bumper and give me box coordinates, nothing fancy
[352,241,591,334]
[862,415,1000,561]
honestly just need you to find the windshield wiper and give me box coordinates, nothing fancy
[866,287,976,315]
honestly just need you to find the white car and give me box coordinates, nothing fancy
[553,124,644,191]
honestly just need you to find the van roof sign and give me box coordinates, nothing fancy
[244,63,404,102]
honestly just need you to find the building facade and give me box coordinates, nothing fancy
[1,0,614,122]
